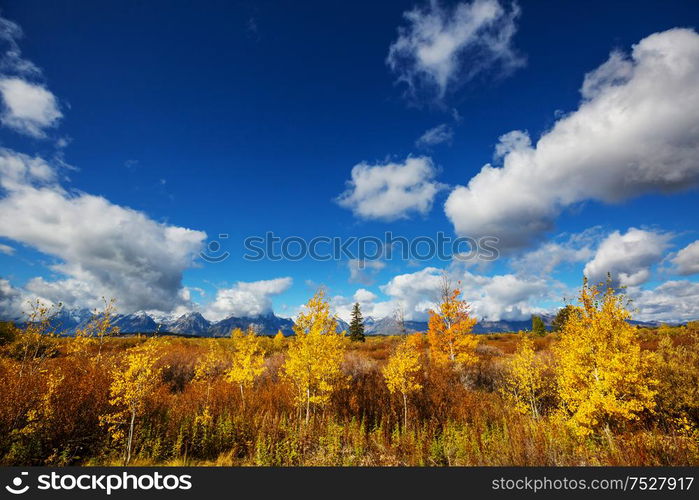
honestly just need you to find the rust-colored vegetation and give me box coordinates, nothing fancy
[0,281,697,466]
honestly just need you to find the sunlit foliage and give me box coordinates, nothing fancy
[283,290,347,423]
[225,327,266,408]
[554,278,657,438]
[383,333,423,428]
[101,339,164,465]
[0,282,696,466]
[427,278,478,366]
[500,333,546,418]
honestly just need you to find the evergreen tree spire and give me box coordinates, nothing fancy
[348,302,366,342]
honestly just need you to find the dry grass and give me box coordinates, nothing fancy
[0,330,696,466]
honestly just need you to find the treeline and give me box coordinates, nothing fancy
[0,279,697,466]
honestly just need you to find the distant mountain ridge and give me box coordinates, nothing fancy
[206,312,294,336]
[5,307,672,337]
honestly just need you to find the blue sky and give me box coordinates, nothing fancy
[1,0,699,323]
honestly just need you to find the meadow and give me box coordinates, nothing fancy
[0,281,697,467]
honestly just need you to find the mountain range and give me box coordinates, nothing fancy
[7,308,664,337]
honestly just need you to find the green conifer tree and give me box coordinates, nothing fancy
[532,315,547,336]
[348,302,366,342]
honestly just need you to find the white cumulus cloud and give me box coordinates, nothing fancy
[445,28,699,250]
[354,288,378,303]
[204,277,293,321]
[0,78,62,137]
[336,156,445,220]
[632,280,699,323]
[0,16,62,137]
[671,240,699,276]
[0,278,23,319]
[583,228,672,287]
[0,148,206,314]
[336,266,551,322]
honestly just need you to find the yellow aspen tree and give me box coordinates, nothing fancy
[102,340,164,465]
[273,329,285,350]
[283,289,347,424]
[500,333,545,418]
[554,278,657,438]
[225,326,266,409]
[427,277,478,366]
[383,333,423,429]
[16,300,60,378]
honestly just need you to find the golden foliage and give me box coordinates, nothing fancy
[273,329,285,350]
[554,279,657,437]
[283,290,347,423]
[500,333,546,418]
[0,287,697,466]
[13,300,60,377]
[225,327,266,407]
[427,283,478,366]
[654,332,699,433]
[101,339,165,465]
[383,333,423,427]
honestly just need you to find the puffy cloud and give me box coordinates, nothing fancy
[493,129,530,160]
[416,123,453,148]
[387,0,523,101]
[0,78,62,137]
[632,280,699,323]
[336,156,445,220]
[0,147,56,191]
[0,16,62,137]
[0,278,23,319]
[348,259,386,285]
[671,240,699,276]
[204,277,293,321]
[460,271,550,321]
[0,148,207,314]
[336,265,550,322]
[354,288,378,303]
[583,228,671,287]
[445,29,699,250]
[377,267,444,319]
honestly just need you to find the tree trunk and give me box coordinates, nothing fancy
[305,388,311,425]
[239,384,245,410]
[403,392,408,430]
[530,394,539,419]
[124,407,136,466]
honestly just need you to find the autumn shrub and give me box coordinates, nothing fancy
[0,321,16,345]
[0,285,697,466]
[653,331,699,432]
